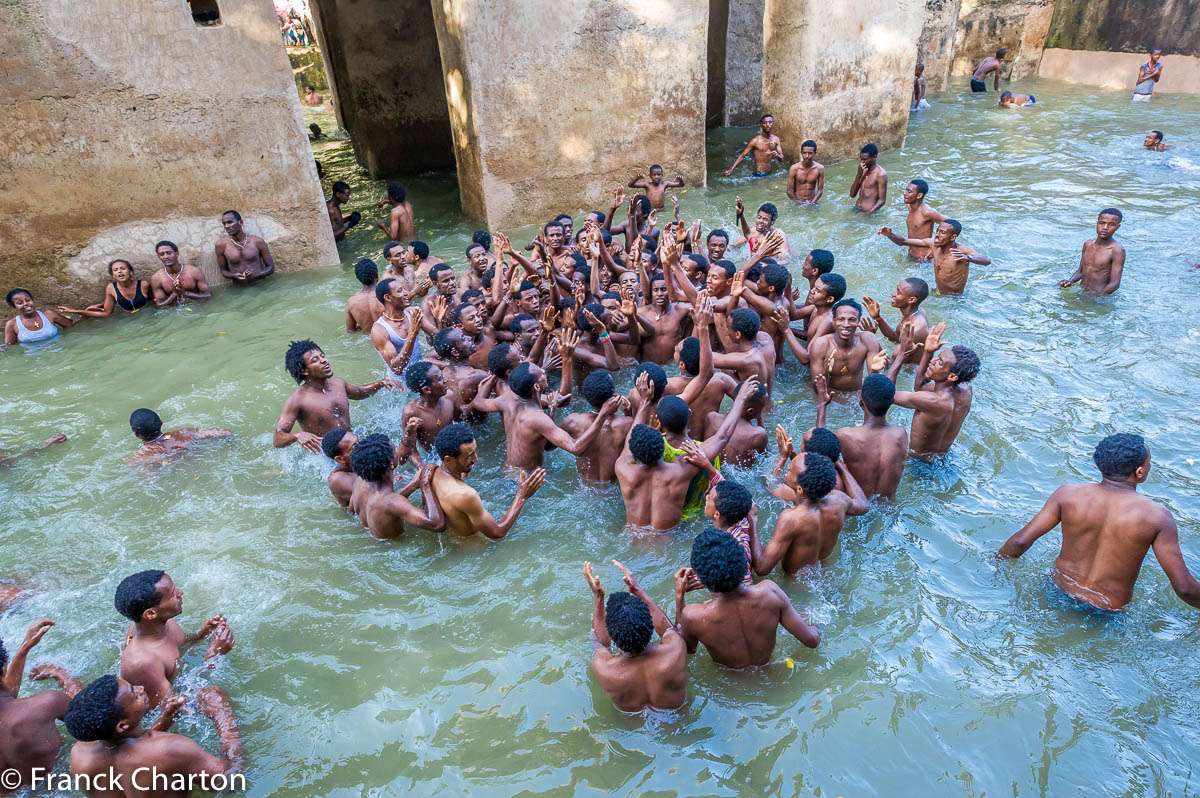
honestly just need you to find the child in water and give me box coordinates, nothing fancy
[999,91,1035,108]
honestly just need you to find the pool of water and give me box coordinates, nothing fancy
[4,77,1200,796]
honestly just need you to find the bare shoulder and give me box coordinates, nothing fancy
[561,412,589,434]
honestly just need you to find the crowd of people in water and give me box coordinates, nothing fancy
[2,47,1198,795]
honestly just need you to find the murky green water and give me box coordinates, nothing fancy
[4,77,1200,796]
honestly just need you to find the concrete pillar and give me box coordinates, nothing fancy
[951,0,1054,80]
[707,0,730,127]
[309,0,454,176]
[761,0,925,164]
[724,0,766,125]
[917,0,962,91]
[0,0,337,307]
[429,0,709,229]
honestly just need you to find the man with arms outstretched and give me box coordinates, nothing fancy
[724,114,783,177]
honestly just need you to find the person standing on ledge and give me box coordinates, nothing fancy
[1059,209,1125,295]
[327,181,361,242]
[215,211,274,285]
[850,143,887,213]
[377,181,415,242]
[970,47,1006,92]
[912,62,929,111]
[999,433,1200,612]
[724,114,783,177]
[786,140,824,204]
[149,241,210,307]
[628,165,685,210]
[1132,48,1163,102]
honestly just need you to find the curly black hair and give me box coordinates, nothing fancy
[0,635,7,673]
[635,362,667,402]
[487,344,517,379]
[861,374,895,416]
[405,360,435,393]
[605,592,653,654]
[656,396,690,434]
[64,675,123,741]
[114,570,166,622]
[581,370,615,409]
[713,479,752,524]
[354,258,378,286]
[129,408,162,441]
[796,452,837,502]
[691,527,747,594]
[805,427,841,463]
[435,423,475,460]
[949,345,980,383]
[628,423,665,465]
[763,262,789,293]
[508,362,538,399]
[578,302,606,335]
[809,249,834,274]
[819,273,847,302]
[321,428,349,460]
[508,313,535,336]
[374,277,396,304]
[679,337,700,376]
[831,298,863,319]
[350,433,393,482]
[284,340,321,383]
[730,308,760,340]
[1093,433,1147,479]
[432,328,458,359]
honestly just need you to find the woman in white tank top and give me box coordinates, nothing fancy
[4,289,73,347]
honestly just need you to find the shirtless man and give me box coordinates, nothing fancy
[849,143,887,213]
[786,140,824,204]
[431,327,488,418]
[303,85,323,105]
[799,272,845,343]
[636,267,692,365]
[912,62,929,111]
[584,561,687,712]
[273,340,398,453]
[706,229,730,264]
[401,361,457,448]
[664,301,737,439]
[429,424,545,539]
[376,181,415,241]
[712,308,778,399]
[460,243,491,293]
[971,47,1006,92]
[879,219,991,295]
[883,322,980,458]
[215,210,274,284]
[1143,130,1173,151]
[799,248,834,293]
[420,263,461,337]
[724,114,784,177]
[1059,208,1125,295]
[677,529,821,668]
[897,179,946,258]
[346,435,444,539]
[807,299,882,394]
[128,408,232,465]
[628,165,685,210]
[736,199,791,264]
[862,277,931,365]
[406,241,444,284]
[0,620,77,792]
[562,370,636,482]
[998,91,1036,107]
[815,373,908,498]
[115,570,233,708]
[757,451,868,574]
[321,428,358,507]
[382,242,414,290]
[733,263,791,359]
[703,379,769,466]
[65,676,244,797]
[999,433,1200,612]
[346,258,384,332]
[0,432,67,467]
[327,181,361,242]
[149,241,210,307]
[605,193,659,252]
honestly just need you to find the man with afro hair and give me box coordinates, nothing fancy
[0,619,78,790]
[812,373,908,499]
[429,424,546,539]
[759,451,867,574]
[401,361,456,448]
[882,321,980,458]
[347,433,444,540]
[273,340,398,453]
[561,370,635,482]
[115,570,233,708]
[65,676,245,793]
[1000,433,1200,612]
[678,529,820,669]
[582,560,687,711]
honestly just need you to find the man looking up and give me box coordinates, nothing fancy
[429,424,546,539]
[898,179,946,258]
[215,210,275,285]
[878,219,991,295]
[724,114,783,177]
[628,165,685,210]
[274,340,398,453]
[115,570,233,708]
[850,143,887,213]
[583,561,687,712]
[736,199,791,264]
[347,434,444,539]
[999,433,1200,612]
[149,241,210,307]
[971,47,1006,92]
[0,620,77,792]
[1059,209,1125,295]
[786,140,824,204]
[808,299,882,395]
[677,529,821,669]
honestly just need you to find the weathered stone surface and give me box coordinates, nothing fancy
[1039,49,1200,92]
[761,0,925,164]
[0,0,337,308]
[918,0,962,91]
[1045,0,1200,57]
[708,0,730,126]
[951,0,1054,79]
[308,0,454,176]
[429,0,709,229]
[725,0,766,125]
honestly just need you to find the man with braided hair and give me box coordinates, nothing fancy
[65,675,244,797]
[583,561,688,711]
[347,434,444,540]
[1000,434,1200,612]
[677,529,820,669]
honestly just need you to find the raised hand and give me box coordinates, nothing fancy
[612,187,626,208]
[599,395,622,416]
[679,439,713,471]
[736,375,761,400]
[692,295,714,326]
[775,424,795,459]
[877,226,893,237]
[633,370,652,403]
[517,468,547,499]
[770,305,789,330]
[612,560,642,595]
[573,282,586,309]
[431,295,449,324]
[735,196,744,217]
[619,285,637,317]
[412,277,433,296]
[822,345,837,376]
[868,349,888,373]
[949,247,970,262]
[730,270,746,300]
[581,308,607,336]
[689,219,701,245]
[538,305,559,332]
[584,561,604,598]
[495,231,513,255]
[558,328,580,357]
[924,321,947,353]
[21,619,54,650]
[859,315,878,333]
[813,372,831,405]
[197,614,227,638]
[562,308,577,331]
[862,295,881,319]
[205,622,234,657]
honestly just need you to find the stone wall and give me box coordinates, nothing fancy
[1039,49,1200,92]
[762,0,924,164]
[430,0,709,229]
[1045,0,1200,57]
[0,0,337,308]
[950,0,1054,79]
[707,0,729,126]
[917,0,962,91]
[725,0,766,125]
[308,0,454,176]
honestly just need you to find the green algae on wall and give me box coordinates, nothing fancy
[1045,0,1200,56]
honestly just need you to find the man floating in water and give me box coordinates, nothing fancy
[971,47,1006,92]
[129,409,232,465]
[1143,130,1173,151]
[999,433,1200,612]
[998,91,1035,107]
[850,144,887,213]
[724,114,783,177]
[215,210,274,285]
[1059,208,1125,295]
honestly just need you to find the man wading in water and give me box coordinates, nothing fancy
[215,210,275,285]
[149,241,210,307]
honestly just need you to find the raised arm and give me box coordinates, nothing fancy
[862,296,898,342]
[876,226,926,248]
[700,377,759,462]
[678,299,716,406]
[536,396,619,455]
[998,488,1063,558]
[3,619,54,696]
[466,468,546,539]
[584,562,611,648]
[613,560,675,637]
